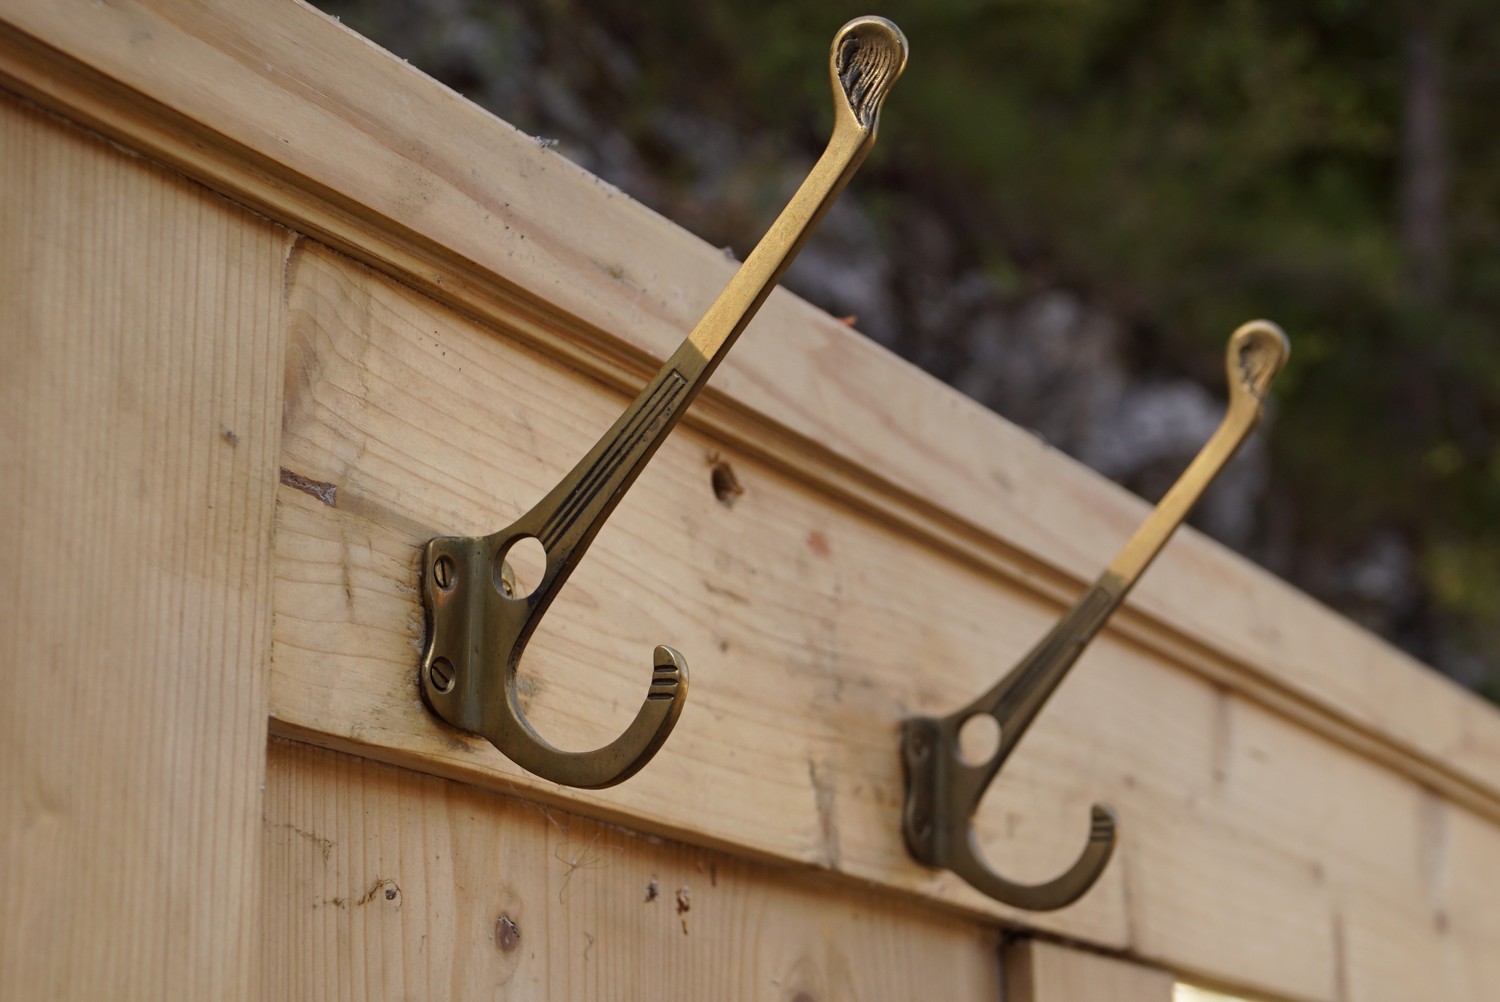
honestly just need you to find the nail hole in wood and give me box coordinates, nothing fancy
[709,454,744,507]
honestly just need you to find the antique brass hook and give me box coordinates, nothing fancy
[420,17,908,789]
[900,321,1289,909]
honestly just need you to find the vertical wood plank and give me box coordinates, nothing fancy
[262,740,1002,1001]
[1006,939,1175,1002]
[0,92,289,999]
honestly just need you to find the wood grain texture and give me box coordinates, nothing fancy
[262,740,1001,1001]
[268,241,1500,1002]
[0,94,290,999]
[1,0,1498,820]
[1005,939,1174,1002]
[6,5,1499,1000]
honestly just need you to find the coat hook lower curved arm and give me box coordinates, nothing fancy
[419,17,908,789]
[900,321,1290,909]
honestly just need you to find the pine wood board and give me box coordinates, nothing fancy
[1,0,1498,820]
[262,740,1002,1001]
[1004,939,1175,1002]
[0,93,288,1000]
[268,240,1500,1002]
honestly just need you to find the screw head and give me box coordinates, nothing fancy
[429,657,455,693]
[433,555,455,590]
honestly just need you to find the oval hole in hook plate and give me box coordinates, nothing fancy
[494,536,546,598]
[957,714,1001,767]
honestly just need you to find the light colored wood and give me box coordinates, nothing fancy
[262,739,1001,1001]
[6,5,1500,1002]
[1005,939,1174,1002]
[1,0,1498,821]
[267,241,1500,1002]
[0,94,289,999]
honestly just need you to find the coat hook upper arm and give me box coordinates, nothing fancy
[418,17,908,790]
[901,321,1289,909]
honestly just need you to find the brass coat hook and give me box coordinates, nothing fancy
[900,321,1289,910]
[419,17,908,789]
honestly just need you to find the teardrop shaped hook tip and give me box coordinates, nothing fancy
[832,17,908,128]
[1227,320,1290,403]
[837,16,909,61]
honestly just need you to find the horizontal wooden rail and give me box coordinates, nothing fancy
[264,739,1002,1000]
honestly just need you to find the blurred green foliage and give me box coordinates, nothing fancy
[591,0,1500,694]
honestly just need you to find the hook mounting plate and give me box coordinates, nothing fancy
[420,530,689,789]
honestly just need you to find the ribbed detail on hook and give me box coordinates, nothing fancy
[835,18,907,129]
[1230,321,1290,403]
[648,663,682,701]
[539,369,688,550]
[1090,808,1116,842]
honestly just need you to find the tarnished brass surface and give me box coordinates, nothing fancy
[420,17,907,789]
[901,322,1290,910]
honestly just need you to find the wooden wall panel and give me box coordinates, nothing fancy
[269,238,1130,938]
[3,5,1500,1001]
[0,94,289,999]
[262,740,1001,1001]
[2,0,1498,820]
[266,240,1500,1001]
[1004,939,1174,1002]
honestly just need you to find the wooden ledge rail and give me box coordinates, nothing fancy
[5,5,1500,1001]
